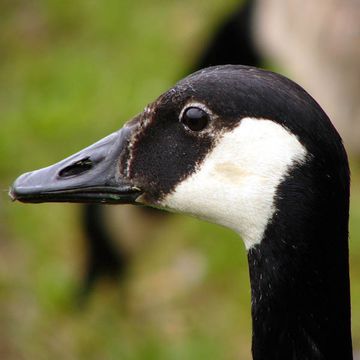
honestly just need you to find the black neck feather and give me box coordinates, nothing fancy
[247,156,352,360]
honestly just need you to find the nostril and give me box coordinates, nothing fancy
[58,158,93,178]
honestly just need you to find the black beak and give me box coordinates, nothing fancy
[9,122,142,204]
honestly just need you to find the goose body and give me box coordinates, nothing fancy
[10,65,352,359]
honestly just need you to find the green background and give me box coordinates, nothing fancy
[1,1,359,359]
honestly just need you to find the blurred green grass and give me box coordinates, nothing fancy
[0,1,359,359]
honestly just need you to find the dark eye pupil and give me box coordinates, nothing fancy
[182,107,209,131]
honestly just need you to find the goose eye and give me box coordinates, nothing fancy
[181,107,209,132]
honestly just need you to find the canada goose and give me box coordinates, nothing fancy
[10,65,352,359]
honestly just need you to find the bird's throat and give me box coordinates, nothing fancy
[247,237,352,360]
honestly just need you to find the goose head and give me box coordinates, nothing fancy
[10,65,346,247]
[10,65,351,358]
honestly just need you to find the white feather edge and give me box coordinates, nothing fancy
[160,118,307,249]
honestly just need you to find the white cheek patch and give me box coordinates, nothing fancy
[160,118,307,249]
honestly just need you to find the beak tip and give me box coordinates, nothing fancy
[8,187,17,202]
[8,183,26,203]
[8,171,43,203]
[8,174,23,202]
